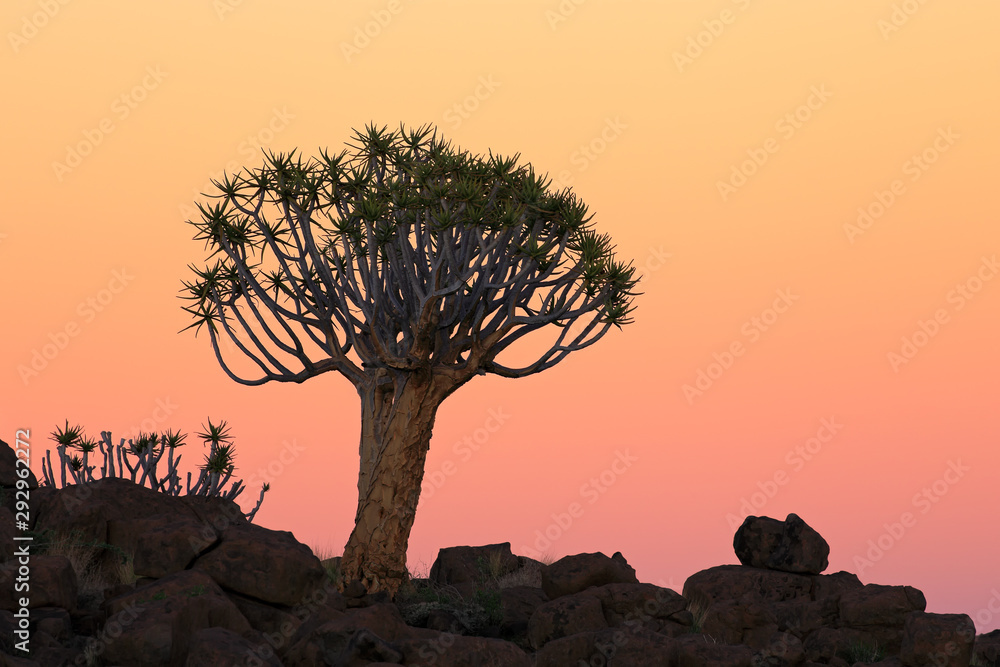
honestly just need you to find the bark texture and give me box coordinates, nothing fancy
[337,366,459,597]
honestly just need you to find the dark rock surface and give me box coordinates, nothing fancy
[0,440,992,666]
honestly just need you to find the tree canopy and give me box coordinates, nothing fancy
[179,122,641,388]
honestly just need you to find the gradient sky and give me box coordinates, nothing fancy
[2,1,998,632]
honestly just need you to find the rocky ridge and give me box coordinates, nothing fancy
[1,439,999,666]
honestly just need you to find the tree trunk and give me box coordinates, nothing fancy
[337,365,455,597]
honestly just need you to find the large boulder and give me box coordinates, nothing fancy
[533,627,677,666]
[398,634,533,666]
[499,585,548,637]
[192,522,327,607]
[184,626,283,667]
[839,583,927,627]
[899,611,975,667]
[584,582,691,636]
[675,633,754,666]
[30,476,246,548]
[428,543,519,598]
[283,602,434,665]
[733,513,830,574]
[527,593,608,649]
[974,628,1000,665]
[541,551,638,600]
[109,513,217,578]
[683,564,814,606]
[99,568,252,666]
[681,563,930,658]
[0,555,77,612]
[0,438,38,491]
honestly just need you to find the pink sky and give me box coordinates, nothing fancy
[2,1,998,632]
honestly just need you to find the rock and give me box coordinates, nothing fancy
[109,513,217,578]
[0,469,989,667]
[734,513,830,574]
[227,590,303,641]
[428,543,519,599]
[541,551,638,600]
[584,582,692,637]
[899,611,975,667]
[837,583,928,653]
[752,630,805,666]
[23,607,72,641]
[0,438,38,491]
[0,555,78,612]
[0,509,16,564]
[284,602,432,664]
[532,627,677,666]
[499,585,548,637]
[801,626,882,663]
[527,593,608,649]
[192,522,327,606]
[676,633,754,666]
[425,607,465,633]
[398,633,533,666]
[974,628,1000,665]
[184,626,283,666]
[0,652,45,667]
[683,564,814,607]
[99,569,252,666]
[7,629,77,667]
[30,476,244,549]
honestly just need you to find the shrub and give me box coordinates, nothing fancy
[40,417,268,521]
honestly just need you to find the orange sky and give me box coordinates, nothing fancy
[2,1,999,632]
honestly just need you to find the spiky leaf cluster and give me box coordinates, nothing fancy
[180,122,641,386]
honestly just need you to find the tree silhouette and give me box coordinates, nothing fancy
[179,122,641,596]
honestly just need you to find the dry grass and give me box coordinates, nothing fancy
[31,529,138,603]
[496,562,542,589]
[306,542,554,591]
[685,592,712,634]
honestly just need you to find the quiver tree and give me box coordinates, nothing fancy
[179,122,641,597]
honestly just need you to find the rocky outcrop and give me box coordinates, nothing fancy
[427,543,519,599]
[734,513,830,574]
[0,437,995,665]
[541,550,639,599]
